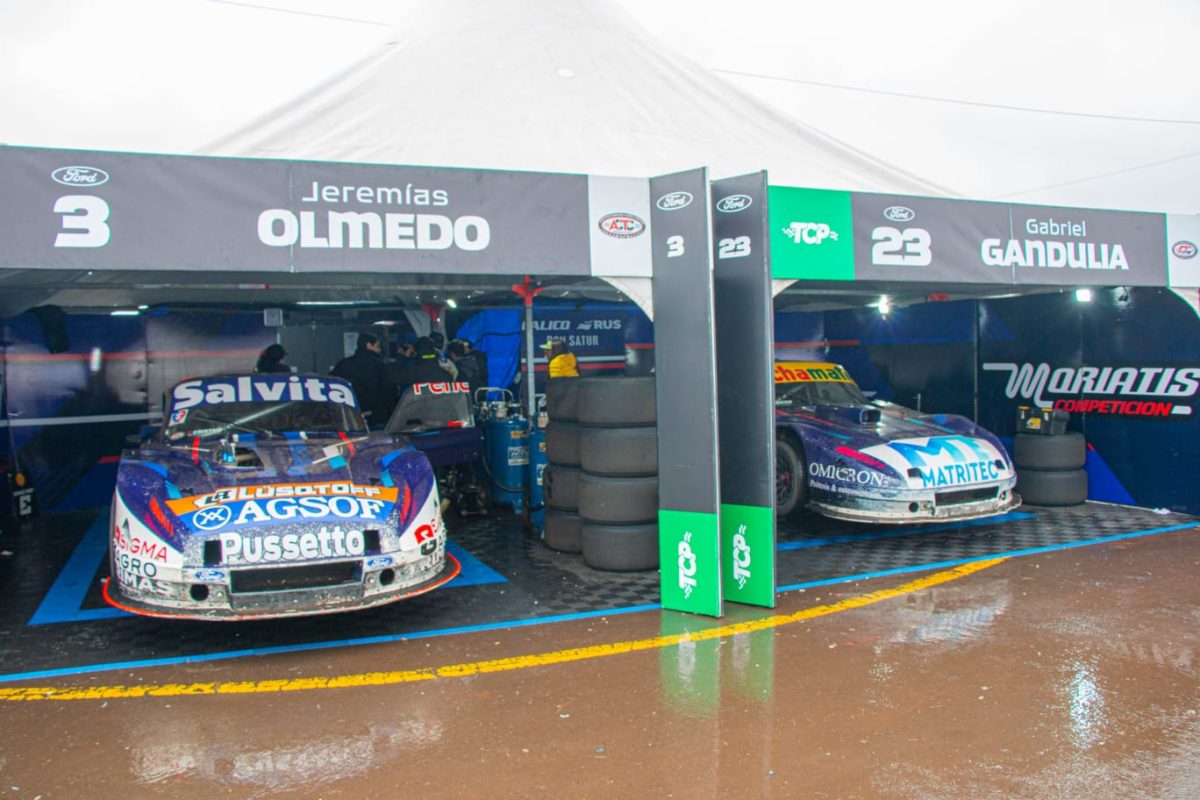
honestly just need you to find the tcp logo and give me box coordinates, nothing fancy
[782,222,838,245]
[192,505,232,531]
[598,213,646,238]
[1172,240,1197,259]
[51,166,110,187]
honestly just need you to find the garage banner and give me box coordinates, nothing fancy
[770,186,1170,287]
[712,172,775,609]
[0,145,656,276]
[651,168,722,618]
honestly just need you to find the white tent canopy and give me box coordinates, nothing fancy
[3,0,1197,213]
[1,0,1196,317]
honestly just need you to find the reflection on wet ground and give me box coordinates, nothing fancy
[0,525,1196,799]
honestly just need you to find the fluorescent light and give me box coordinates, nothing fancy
[110,309,140,316]
[296,300,381,307]
[1075,288,1093,303]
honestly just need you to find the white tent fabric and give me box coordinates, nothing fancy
[2,1,1197,214]
[200,0,950,197]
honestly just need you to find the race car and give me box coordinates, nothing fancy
[105,373,459,620]
[775,361,1020,524]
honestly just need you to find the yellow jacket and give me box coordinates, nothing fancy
[548,352,580,378]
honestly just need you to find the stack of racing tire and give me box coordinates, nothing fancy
[544,377,659,571]
[1013,421,1089,507]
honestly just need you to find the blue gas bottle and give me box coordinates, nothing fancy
[484,409,529,511]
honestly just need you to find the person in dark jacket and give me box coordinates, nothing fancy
[255,343,290,373]
[331,332,397,427]
[448,338,486,397]
[398,336,454,395]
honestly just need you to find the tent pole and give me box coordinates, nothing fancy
[511,275,544,420]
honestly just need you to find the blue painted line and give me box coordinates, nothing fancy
[28,514,510,626]
[777,521,1197,592]
[0,603,661,684]
[28,515,110,626]
[776,511,1036,551]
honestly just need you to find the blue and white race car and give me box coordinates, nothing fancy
[775,361,1020,524]
[106,373,459,620]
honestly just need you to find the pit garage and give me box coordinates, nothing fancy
[1,147,1197,682]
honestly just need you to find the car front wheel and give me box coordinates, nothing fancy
[775,436,807,518]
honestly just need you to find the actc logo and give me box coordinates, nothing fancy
[716,194,752,213]
[883,206,915,222]
[51,166,110,187]
[598,213,646,238]
[1172,240,1197,259]
[192,505,232,531]
[656,191,693,211]
[783,222,838,245]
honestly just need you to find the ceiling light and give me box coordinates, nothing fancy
[446,298,458,309]
[296,300,381,307]
[1074,288,1093,303]
[876,295,891,316]
[110,309,140,316]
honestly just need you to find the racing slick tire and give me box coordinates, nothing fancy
[1016,467,1088,507]
[546,421,582,466]
[546,377,581,422]
[576,377,656,427]
[1014,432,1086,471]
[582,521,659,572]
[775,435,808,519]
[578,473,658,524]
[579,426,658,477]
[544,465,581,511]
[544,508,583,553]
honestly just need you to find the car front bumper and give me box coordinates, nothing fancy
[807,481,1021,525]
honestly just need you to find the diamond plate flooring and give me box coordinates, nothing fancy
[0,502,1194,679]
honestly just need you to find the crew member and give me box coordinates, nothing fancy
[541,339,579,378]
[398,336,455,394]
[448,338,486,397]
[255,343,290,373]
[331,332,397,427]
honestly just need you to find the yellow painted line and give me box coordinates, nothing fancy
[0,557,1005,702]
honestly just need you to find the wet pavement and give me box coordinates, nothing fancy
[0,508,1197,798]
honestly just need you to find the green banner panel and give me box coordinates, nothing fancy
[768,186,855,280]
[659,509,722,617]
[719,503,776,608]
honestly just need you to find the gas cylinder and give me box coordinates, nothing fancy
[484,415,529,510]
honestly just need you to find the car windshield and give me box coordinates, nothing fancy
[775,380,868,408]
[165,400,368,440]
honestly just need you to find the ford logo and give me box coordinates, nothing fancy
[656,191,693,211]
[193,569,226,582]
[366,556,394,570]
[715,194,752,213]
[598,213,646,239]
[51,166,110,187]
[883,205,915,222]
[1172,240,1197,259]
